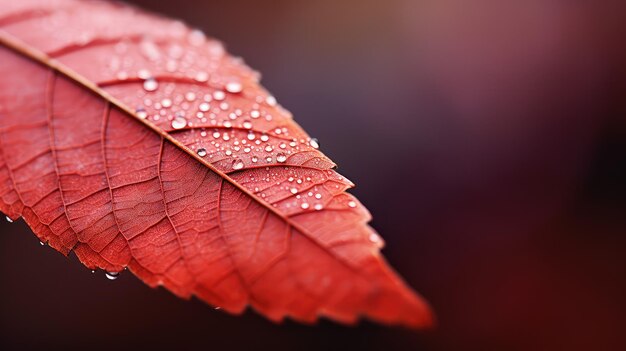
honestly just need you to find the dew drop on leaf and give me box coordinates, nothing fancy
[171,116,187,129]
[225,81,243,93]
[276,153,287,163]
[199,102,210,112]
[232,159,244,170]
[213,91,225,100]
[266,95,277,106]
[194,71,209,82]
[5,215,13,223]
[197,148,207,157]
[369,233,382,245]
[135,107,148,119]
[105,271,120,280]
[309,138,320,149]
[348,201,357,208]
[143,78,158,92]
[137,69,151,79]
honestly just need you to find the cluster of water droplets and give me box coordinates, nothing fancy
[238,167,359,215]
[101,27,329,175]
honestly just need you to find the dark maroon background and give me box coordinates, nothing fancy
[1,1,625,350]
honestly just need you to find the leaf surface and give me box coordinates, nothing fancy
[0,0,432,328]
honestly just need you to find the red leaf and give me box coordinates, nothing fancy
[0,0,432,328]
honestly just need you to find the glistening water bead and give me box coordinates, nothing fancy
[105,271,120,280]
[5,215,13,223]
[171,116,187,129]
[232,159,244,170]
[276,153,287,163]
[143,78,158,92]
[225,81,243,93]
[309,138,320,149]
[197,148,207,157]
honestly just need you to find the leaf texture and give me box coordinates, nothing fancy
[0,0,432,328]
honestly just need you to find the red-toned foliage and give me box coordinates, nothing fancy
[0,0,432,328]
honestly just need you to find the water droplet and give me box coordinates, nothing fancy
[300,203,310,209]
[137,69,151,79]
[135,107,148,119]
[161,98,172,108]
[348,201,357,208]
[314,204,323,211]
[276,153,287,163]
[171,116,187,129]
[187,29,206,46]
[266,95,277,106]
[290,188,298,194]
[250,110,260,119]
[369,233,382,246]
[199,102,210,112]
[5,216,13,223]
[247,132,256,140]
[251,156,258,163]
[195,71,209,82]
[232,159,244,170]
[260,134,269,142]
[242,120,252,129]
[116,71,128,80]
[189,29,206,45]
[225,81,243,93]
[197,148,207,157]
[105,271,120,280]
[143,78,158,92]
[213,91,226,100]
[309,138,320,149]
[315,193,322,199]
[264,145,273,152]
[185,92,196,101]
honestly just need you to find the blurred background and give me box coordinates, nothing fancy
[1,0,625,350]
